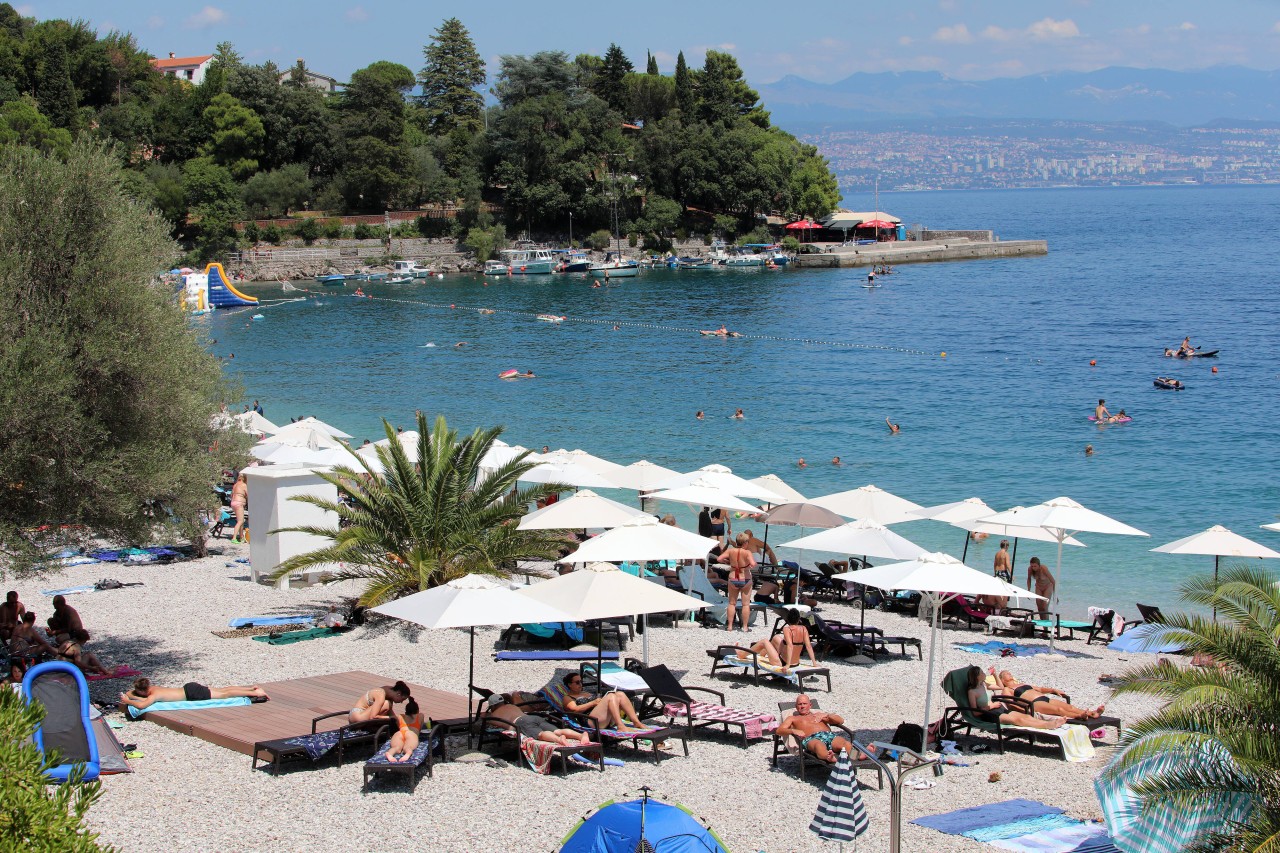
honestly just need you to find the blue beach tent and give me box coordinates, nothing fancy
[21,661,101,783]
[559,794,729,853]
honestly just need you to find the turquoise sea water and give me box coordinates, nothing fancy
[207,185,1280,617]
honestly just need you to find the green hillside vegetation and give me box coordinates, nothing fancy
[0,8,838,260]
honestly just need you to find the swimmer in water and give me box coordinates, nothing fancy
[831,456,842,465]
[1085,444,1094,457]
[1095,399,1111,421]
[732,408,745,420]
[695,411,704,420]
[885,417,900,434]
[455,342,466,348]
[797,458,807,469]
[520,370,536,378]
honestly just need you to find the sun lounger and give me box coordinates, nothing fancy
[937,668,1095,762]
[475,695,605,775]
[637,663,777,748]
[771,699,883,787]
[361,726,445,791]
[705,645,831,691]
[539,679,689,763]
[806,616,923,660]
[250,626,345,645]
[1030,615,1095,640]
[251,712,391,776]
[941,596,991,630]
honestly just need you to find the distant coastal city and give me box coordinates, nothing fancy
[807,120,1280,192]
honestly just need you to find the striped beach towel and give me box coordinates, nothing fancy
[662,701,776,740]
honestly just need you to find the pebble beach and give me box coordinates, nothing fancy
[11,545,1166,852]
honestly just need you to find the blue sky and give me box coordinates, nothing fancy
[22,1,1280,84]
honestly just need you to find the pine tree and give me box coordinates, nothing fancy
[598,43,633,114]
[418,17,486,135]
[646,51,658,76]
[674,50,692,115]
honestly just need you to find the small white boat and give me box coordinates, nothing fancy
[386,274,413,284]
[588,254,640,278]
[501,248,557,275]
[392,260,434,278]
[483,260,510,276]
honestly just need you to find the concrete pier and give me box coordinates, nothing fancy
[792,238,1047,268]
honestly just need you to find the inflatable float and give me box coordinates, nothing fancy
[499,369,534,379]
[536,314,566,323]
[1088,415,1133,423]
[699,329,741,337]
[1167,349,1219,359]
[1154,378,1184,390]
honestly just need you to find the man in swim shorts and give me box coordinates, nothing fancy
[774,694,867,764]
[1095,399,1111,421]
[119,678,268,710]
[486,695,592,747]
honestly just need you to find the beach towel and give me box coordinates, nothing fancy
[595,662,648,692]
[1005,723,1095,762]
[1088,606,1126,638]
[367,738,435,768]
[662,700,777,740]
[519,735,556,774]
[86,666,142,682]
[954,640,1086,659]
[495,650,619,662]
[279,730,343,761]
[40,585,98,597]
[126,697,251,719]
[914,798,1120,852]
[718,655,824,685]
[228,615,316,628]
[251,627,340,645]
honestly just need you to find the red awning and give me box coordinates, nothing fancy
[858,219,895,229]
[785,220,819,230]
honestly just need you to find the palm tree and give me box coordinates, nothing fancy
[1103,564,1280,852]
[268,413,569,605]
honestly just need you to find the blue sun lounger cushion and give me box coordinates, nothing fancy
[22,661,100,783]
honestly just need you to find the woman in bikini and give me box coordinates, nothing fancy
[965,666,1064,730]
[990,668,1105,720]
[58,629,110,676]
[771,608,819,669]
[560,673,649,732]
[384,698,424,763]
[349,680,411,725]
[718,532,756,631]
[229,472,249,543]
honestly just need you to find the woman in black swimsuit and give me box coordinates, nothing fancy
[965,666,1064,729]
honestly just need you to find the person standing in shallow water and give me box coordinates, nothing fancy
[1027,557,1056,618]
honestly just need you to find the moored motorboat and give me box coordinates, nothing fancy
[316,274,346,285]
[483,260,510,276]
[588,255,639,277]
[501,248,557,274]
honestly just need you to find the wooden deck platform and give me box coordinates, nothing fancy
[141,671,469,756]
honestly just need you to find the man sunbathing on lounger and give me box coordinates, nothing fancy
[561,673,650,732]
[989,667,1105,720]
[774,694,869,764]
[119,677,268,710]
[486,694,592,747]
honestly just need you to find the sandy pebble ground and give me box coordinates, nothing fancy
[9,546,1163,852]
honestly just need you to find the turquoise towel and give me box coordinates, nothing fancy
[127,697,251,719]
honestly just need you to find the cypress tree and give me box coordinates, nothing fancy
[674,50,692,115]
[646,51,658,76]
[418,17,486,134]
[35,38,76,129]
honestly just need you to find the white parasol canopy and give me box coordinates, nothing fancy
[371,574,571,735]
[250,443,353,466]
[478,438,531,471]
[645,478,761,514]
[837,553,1043,745]
[911,497,995,525]
[537,448,625,477]
[758,503,846,529]
[286,416,353,439]
[749,474,807,504]
[233,410,279,435]
[519,459,616,489]
[559,515,719,564]
[653,464,785,503]
[785,519,927,561]
[258,424,342,450]
[1153,525,1280,619]
[957,506,1086,547]
[606,459,681,491]
[980,497,1147,644]
[517,489,650,530]
[810,484,923,525]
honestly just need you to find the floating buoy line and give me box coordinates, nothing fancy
[233,285,938,357]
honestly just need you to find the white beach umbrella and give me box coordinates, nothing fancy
[251,442,352,465]
[606,459,681,491]
[371,574,572,736]
[911,497,997,564]
[1152,524,1280,619]
[653,464,786,503]
[478,438,531,471]
[287,416,353,439]
[559,515,720,564]
[233,410,278,435]
[981,497,1147,646]
[517,489,650,530]
[645,479,761,514]
[538,448,625,477]
[785,519,927,560]
[519,459,616,489]
[810,484,923,525]
[958,506,1087,547]
[259,424,342,450]
[518,561,710,663]
[837,553,1043,746]
[749,473,807,504]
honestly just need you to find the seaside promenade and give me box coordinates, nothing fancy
[793,237,1048,268]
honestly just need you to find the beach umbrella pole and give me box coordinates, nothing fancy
[642,613,649,665]
[467,626,476,747]
[961,535,970,565]
[1213,555,1219,622]
[1049,535,1064,651]
[921,594,944,751]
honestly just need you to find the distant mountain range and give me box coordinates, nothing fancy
[759,66,1280,128]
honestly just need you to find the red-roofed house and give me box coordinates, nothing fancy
[150,52,214,85]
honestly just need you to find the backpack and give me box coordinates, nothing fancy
[95,578,123,590]
[890,722,924,753]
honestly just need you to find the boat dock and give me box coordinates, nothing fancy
[792,237,1047,268]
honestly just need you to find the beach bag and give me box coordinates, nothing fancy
[890,722,924,753]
